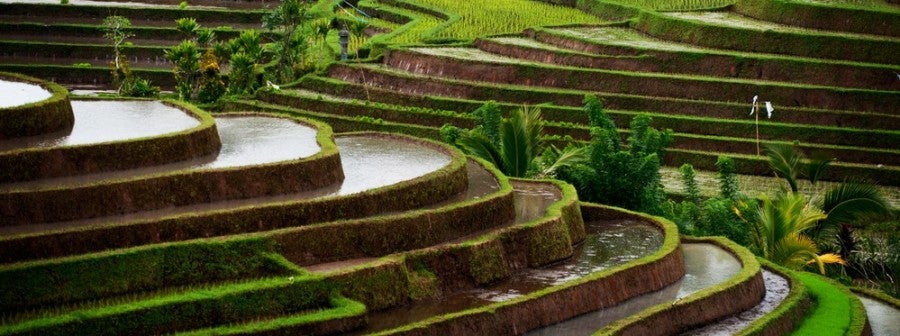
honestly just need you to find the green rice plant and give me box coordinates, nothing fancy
[604,0,736,11]
[791,272,856,335]
[397,0,603,41]
[363,1,445,45]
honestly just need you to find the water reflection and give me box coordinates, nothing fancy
[0,100,199,151]
[530,243,741,335]
[858,295,900,336]
[361,221,664,334]
[0,79,52,108]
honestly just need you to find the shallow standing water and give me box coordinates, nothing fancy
[0,134,453,236]
[195,116,319,169]
[0,79,51,108]
[528,243,741,335]
[0,115,319,191]
[360,220,664,334]
[0,100,199,151]
[682,269,789,335]
[332,136,451,195]
[857,295,900,336]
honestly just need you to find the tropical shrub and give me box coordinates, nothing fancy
[750,191,843,274]
[442,102,544,177]
[166,40,202,100]
[103,16,159,97]
[263,0,313,82]
[666,157,756,246]
[554,95,672,214]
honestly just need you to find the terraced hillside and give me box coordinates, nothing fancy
[1,0,899,335]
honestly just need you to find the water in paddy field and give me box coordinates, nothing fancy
[0,100,199,151]
[512,181,562,223]
[330,136,452,196]
[0,79,52,108]
[195,116,319,169]
[529,243,742,335]
[359,221,665,334]
[857,295,900,336]
[0,114,320,192]
[681,270,789,335]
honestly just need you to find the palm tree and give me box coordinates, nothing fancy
[750,192,844,274]
[457,106,543,177]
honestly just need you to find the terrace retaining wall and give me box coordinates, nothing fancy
[1,114,342,224]
[0,99,220,183]
[383,48,899,114]
[0,72,74,139]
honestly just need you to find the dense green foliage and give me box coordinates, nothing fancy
[442,102,545,177]
[666,157,756,246]
[263,0,314,82]
[555,95,672,213]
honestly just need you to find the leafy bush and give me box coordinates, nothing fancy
[554,94,672,214]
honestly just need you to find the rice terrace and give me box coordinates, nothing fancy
[0,0,898,334]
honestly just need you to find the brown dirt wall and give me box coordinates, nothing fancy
[383,48,899,114]
[733,0,900,38]
[302,74,900,131]
[632,11,899,66]
[257,90,476,129]
[0,3,265,26]
[479,34,900,91]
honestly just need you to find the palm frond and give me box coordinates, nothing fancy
[458,132,505,173]
[499,109,530,177]
[540,146,588,178]
[805,152,833,185]
[765,143,801,193]
[815,182,891,241]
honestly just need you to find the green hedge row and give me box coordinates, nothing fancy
[736,259,813,336]
[733,0,899,38]
[0,71,74,139]
[229,99,444,140]
[301,73,900,131]
[177,295,367,336]
[0,40,174,63]
[496,28,900,91]
[663,148,900,187]
[0,237,299,313]
[0,64,174,87]
[370,202,682,335]
[0,98,220,183]
[597,236,765,335]
[1,112,342,225]
[384,47,899,114]
[0,275,333,336]
[0,132,468,264]
[572,0,642,21]
[272,158,516,266]
[0,3,266,26]
[631,9,899,65]
[256,89,476,129]
[0,22,279,45]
